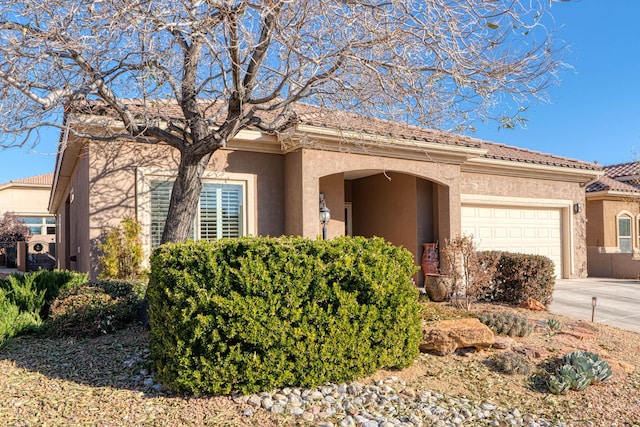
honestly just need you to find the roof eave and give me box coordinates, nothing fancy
[462,157,603,184]
[283,124,488,164]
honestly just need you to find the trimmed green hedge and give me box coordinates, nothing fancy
[148,236,421,395]
[477,251,555,307]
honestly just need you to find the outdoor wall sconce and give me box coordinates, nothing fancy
[319,193,331,240]
[573,203,583,214]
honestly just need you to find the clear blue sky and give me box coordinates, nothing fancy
[0,1,638,184]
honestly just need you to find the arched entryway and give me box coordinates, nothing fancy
[319,169,452,286]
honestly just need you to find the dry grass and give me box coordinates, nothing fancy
[0,302,639,426]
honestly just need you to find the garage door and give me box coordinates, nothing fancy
[461,205,562,278]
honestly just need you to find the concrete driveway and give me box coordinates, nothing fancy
[551,278,640,333]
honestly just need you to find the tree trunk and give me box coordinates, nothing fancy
[160,151,213,244]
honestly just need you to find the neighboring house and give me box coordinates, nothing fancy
[586,162,640,278]
[0,173,56,270]
[48,102,601,282]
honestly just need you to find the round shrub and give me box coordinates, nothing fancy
[148,236,422,395]
[478,311,533,337]
[47,280,145,337]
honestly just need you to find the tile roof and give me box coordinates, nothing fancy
[480,142,597,170]
[602,161,640,178]
[69,99,599,171]
[0,173,54,187]
[586,175,640,193]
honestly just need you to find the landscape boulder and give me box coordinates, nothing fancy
[519,297,546,311]
[420,318,495,356]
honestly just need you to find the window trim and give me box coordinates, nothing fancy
[136,168,256,258]
[616,211,634,253]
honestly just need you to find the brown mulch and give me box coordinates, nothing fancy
[1,303,639,426]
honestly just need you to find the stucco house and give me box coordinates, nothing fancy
[48,102,601,282]
[0,173,56,270]
[586,162,640,278]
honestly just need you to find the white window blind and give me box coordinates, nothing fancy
[150,181,173,249]
[150,180,244,248]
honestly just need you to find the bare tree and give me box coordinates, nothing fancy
[1,0,567,243]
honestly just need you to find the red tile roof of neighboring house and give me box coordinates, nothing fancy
[601,161,640,178]
[69,99,599,171]
[0,173,54,187]
[586,175,640,193]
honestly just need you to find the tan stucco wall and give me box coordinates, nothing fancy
[81,140,285,278]
[0,186,52,216]
[50,128,595,281]
[460,171,588,278]
[0,182,56,269]
[586,198,639,249]
[352,172,418,254]
[585,197,640,278]
[587,248,640,278]
[319,173,345,239]
[292,149,461,242]
[68,149,91,273]
[586,199,605,247]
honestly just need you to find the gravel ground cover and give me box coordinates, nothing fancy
[0,302,639,426]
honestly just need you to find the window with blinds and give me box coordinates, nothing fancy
[150,180,244,248]
[150,181,173,249]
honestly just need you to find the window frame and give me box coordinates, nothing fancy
[18,216,56,236]
[137,168,256,257]
[616,212,634,253]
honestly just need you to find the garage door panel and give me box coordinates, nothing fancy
[461,205,562,278]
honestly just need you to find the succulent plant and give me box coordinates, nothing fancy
[558,365,591,391]
[547,374,570,395]
[477,312,533,337]
[546,317,562,332]
[547,350,613,394]
[562,350,613,383]
[491,351,533,375]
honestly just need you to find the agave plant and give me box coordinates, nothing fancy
[546,317,562,332]
[562,350,613,383]
[558,365,591,391]
[547,374,571,395]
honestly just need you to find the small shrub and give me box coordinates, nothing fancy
[478,311,533,337]
[98,216,145,281]
[148,236,421,395]
[6,274,45,320]
[1,270,88,319]
[440,236,499,310]
[0,289,41,347]
[477,252,555,307]
[491,351,532,375]
[47,280,145,337]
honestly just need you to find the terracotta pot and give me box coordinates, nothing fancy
[421,243,439,276]
[424,275,451,302]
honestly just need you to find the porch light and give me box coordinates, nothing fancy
[319,201,331,241]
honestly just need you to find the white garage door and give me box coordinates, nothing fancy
[461,205,562,278]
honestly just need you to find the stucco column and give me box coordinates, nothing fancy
[284,149,322,238]
[437,178,461,242]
